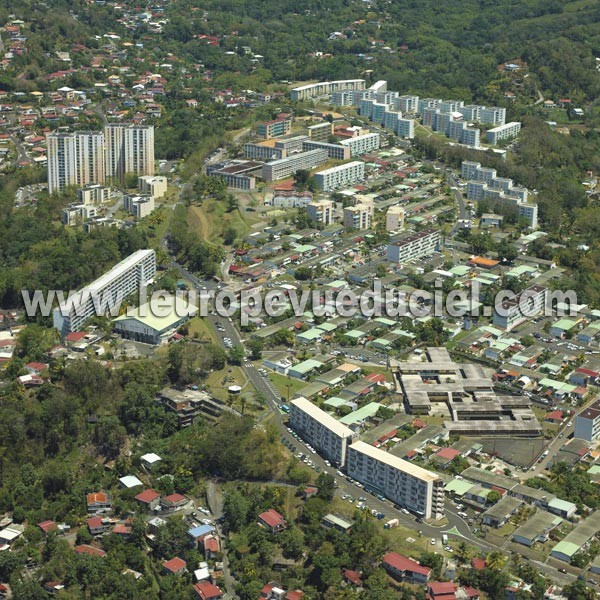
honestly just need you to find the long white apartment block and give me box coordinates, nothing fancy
[53,249,156,336]
[314,161,365,192]
[340,132,380,156]
[346,441,445,520]
[261,149,328,181]
[387,228,440,263]
[291,79,365,101]
[289,397,357,467]
[486,121,521,145]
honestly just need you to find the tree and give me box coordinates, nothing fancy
[486,490,502,505]
[247,338,264,360]
[93,416,126,459]
[226,193,239,212]
[419,552,444,579]
[316,473,335,501]
[563,580,597,600]
[228,344,245,365]
[485,551,507,571]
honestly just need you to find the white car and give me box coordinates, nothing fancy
[430,538,436,545]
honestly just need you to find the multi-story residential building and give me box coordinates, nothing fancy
[46,131,105,194]
[486,121,521,144]
[574,398,600,442]
[104,124,154,181]
[53,249,156,336]
[124,194,155,219]
[461,160,485,180]
[346,441,445,520]
[395,118,415,139]
[261,149,328,181]
[291,79,365,101]
[394,95,419,113]
[78,184,109,206]
[302,140,350,160]
[289,397,357,467]
[340,133,380,156]
[343,201,373,230]
[517,203,538,228]
[418,98,441,115]
[307,122,333,141]
[330,90,355,106]
[206,161,261,190]
[481,106,506,126]
[387,228,441,263]
[459,105,482,121]
[274,135,309,155]
[243,142,286,161]
[492,284,547,331]
[307,199,335,225]
[62,204,97,226]
[138,175,167,198]
[268,190,313,208]
[386,206,405,231]
[313,161,365,191]
[439,99,464,114]
[257,116,292,139]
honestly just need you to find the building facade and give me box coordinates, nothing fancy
[574,399,600,442]
[307,199,335,225]
[53,249,156,336]
[289,397,357,467]
[291,79,365,101]
[486,121,521,144]
[492,285,547,331]
[262,149,328,181]
[104,124,155,181]
[340,133,381,156]
[387,228,441,263]
[313,161,365,192]
[346,441,445,520]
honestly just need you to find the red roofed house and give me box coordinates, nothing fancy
[162,557,187,576]
[286,591,304,600]
[203,534,220,560]
[301,487,318,500]
[343,569,363,587]
[434,448,461,468]
[258,509,287,533]
[112,523,132,537]
[38,520,57,534]
[427,582,457,600]
[75,544,106,558]
[87,516,110,536]
[160,493,187,510]
[193,581,223,600]
[86,492,111,514]
[25,362,48,374]
[382,552,432,583]
[135,488,161,510]
[65,331,87,345]
[545,410,563,423]
[471,558,486,571]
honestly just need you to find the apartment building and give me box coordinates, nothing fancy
[386,206,405,231]
[261,149,328,181]
[486,121,521,145]
[274,135,309,155]
[62,204,97,226]
[307,122,333,141]
[124,194,155,219]
[289,397,357,467]
[340,133,381,156]
[243,142,286,161]
[268,190,313,208]
[395,117,415,139]
[574,398,600,442]
[394,95,419,113]
[343,201,373,230]
[481,106,506,126]
[53,249,157,336]
[138,175,167,198]
[346,441,445,520]
[313,161,365,192]
[307,199,335,225]
[78,184,109,206]
[291,79,365,101]
[387,228,441,263]
[207,161,261,190]
[47,131,105,194]
[302,140,350,160]
[492,284,547,331]
[104,124,155,181]
[257,117,292,140]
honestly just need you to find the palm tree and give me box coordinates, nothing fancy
[486,550,507,571]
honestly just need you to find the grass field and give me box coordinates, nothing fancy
[268,372,307,401]
[188,316,219,344]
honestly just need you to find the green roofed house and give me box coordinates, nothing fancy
[549,319,578,338]
[449,265,471,277]
[374,317,396,328]
[551,541,581,563]
[323,397,351,409]
[339,402,383,426]
[550,516,600,562]
[344,329,365,342]
[297,328,324,344]
[316,322,337,333]
[444,479,474,498]
[547,498,577,519]
[288,359,323,380]
[512,511,563,547]
[113,296,198,345]
[505,265,539,279]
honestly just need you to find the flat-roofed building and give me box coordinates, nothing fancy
[493,284,547,331]
[307,199,335,225]
[307,122,333,141]
[243,141,286,161]
[512,511,563,547]
[291,79,365,101]
[343,200,373,230]
[340,132,380,156]
[207,160,262,190]
[124,194,155,219]
[302,140,350,160]
[486,121,521,144]
[289,397,357,467]
[314,161,365,192]
[138,175,167,198]
[268,190,313,208]
[257,116,291,139]
[346,440,444,519]
[53,249,156,336]
[262,149,328,181]
[386,206,405,231]
[78,184,110,205]
[574,398,600,442]
[387,228,440,263]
